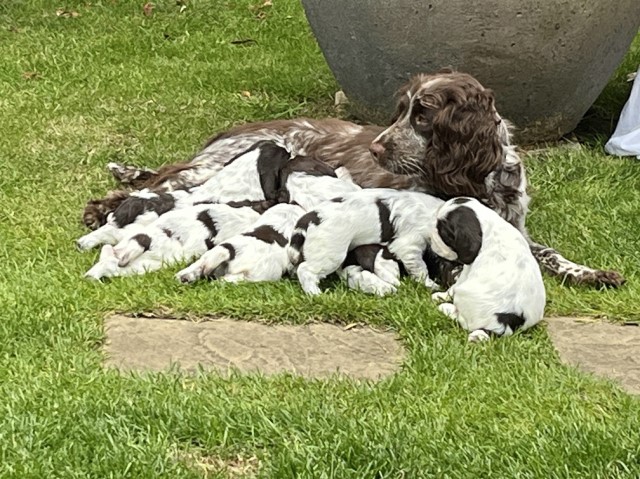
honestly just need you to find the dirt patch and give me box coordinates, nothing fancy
[174,449,260,478]
[104,315,405,380]
[547,317,640,394]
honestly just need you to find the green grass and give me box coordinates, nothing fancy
[1,1,640,477]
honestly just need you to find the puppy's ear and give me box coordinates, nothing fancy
[436,206,482,264]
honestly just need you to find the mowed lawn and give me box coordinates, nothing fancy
[1,1,640,477]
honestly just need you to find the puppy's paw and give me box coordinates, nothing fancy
[374,262,400,287]
[84,263,108,281]
[431,291,451,304]
[302,284,323,296]
[424,277,439,290]
[349,270,397,296]
[84,271,103,281]
[468,330,491,342]
[437,302,458,320]
[176,267,200,284]
[76,235,97,251]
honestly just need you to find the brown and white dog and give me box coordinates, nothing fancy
[82,70,624,288]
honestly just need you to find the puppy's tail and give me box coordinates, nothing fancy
[114,233,151,267]
[288,211,321,267]
[495,312,527,336]
[287,229,305,267]
[202,244,235,278]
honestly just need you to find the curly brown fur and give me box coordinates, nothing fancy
[370,71,503,199]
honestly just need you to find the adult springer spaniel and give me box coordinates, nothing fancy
[82,70,624,288]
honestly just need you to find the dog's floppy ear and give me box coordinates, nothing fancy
[256,141,291,202]
[436,206,482,264]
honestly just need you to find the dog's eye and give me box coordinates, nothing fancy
[416,113,428,124]
[414,111,432,125]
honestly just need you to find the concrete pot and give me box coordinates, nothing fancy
[301,0,640,143]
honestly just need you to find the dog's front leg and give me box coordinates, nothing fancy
[76,223,124,251]
[527,239,624,288]
[390,238,438,289]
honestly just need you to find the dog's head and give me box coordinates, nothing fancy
[430,197,484,265]
[370,70,508,199]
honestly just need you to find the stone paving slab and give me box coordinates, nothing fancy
[547,317,640,395]
[104,315,405,380]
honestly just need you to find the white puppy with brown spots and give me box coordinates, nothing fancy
[84,204,259,280]
[276,155,361,210]
[288,189,444,295]
[76,189,194,251]
[176,203,305,284]
[429,197,546,341]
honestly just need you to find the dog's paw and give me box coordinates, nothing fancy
[431,291,451,304]
[374,262,400,287]
[76,235,96,251]
[593,270,626,289]
[302,284,323,295]
[176,268,200,284]
[354,271,397,296]
[84,264,107,281]
[468,330,491,342]
[424,277,439,290]
[437,302,458,320]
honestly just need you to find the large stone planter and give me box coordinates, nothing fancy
[301,0,640,143]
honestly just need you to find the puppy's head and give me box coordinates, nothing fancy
[430,197,483,265]
[369,69,506,199]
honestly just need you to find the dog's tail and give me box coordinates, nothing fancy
[495,312,527,336]
[288,211,322,267]
[114,233,151,267]
[202,244,235,278]
[288,228,306,268]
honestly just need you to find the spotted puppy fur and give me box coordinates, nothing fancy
[176,203,305,284]
[76,189,194,251]
[289,189,444,295]
[84,204,259,280]
[430,197,546,342]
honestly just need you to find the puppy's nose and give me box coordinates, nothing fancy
[369,142,386,159]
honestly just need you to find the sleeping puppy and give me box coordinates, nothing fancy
[277,156,361,210]
[79,140,293,252]
[337,244,400,296]
[188,140,291,208]
[289,189,444,295]
[76,188,194,250]
[176,203,305,284]
[429,197,546,341]
[84,204,259,280]
[337,244,451,296]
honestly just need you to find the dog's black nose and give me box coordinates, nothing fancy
[369,142,385,160]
